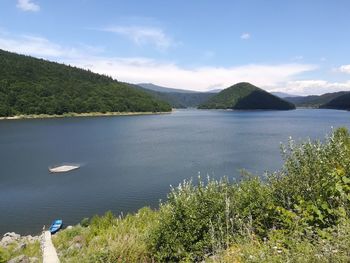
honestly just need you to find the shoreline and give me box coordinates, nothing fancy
[0,111,172,120]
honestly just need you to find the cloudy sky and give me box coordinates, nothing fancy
[1,0,350,95]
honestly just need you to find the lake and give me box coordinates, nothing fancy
[0,109,349,235]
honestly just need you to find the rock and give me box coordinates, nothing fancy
[8,255,30,263]
[4,232,21,239]
[1,232,21,247]
[0,236,13,246]
[66,225,73,230]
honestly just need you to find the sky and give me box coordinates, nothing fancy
[1,0,350,95]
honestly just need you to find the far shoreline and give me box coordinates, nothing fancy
[0,111,172,121]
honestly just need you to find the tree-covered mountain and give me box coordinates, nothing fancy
[320,93,350,110]
[284,91,349,108]
[198,82,295,110]
[0,49,171,117]
[134,83,216,108]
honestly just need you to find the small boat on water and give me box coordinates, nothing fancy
[49,164,80,173]
[49,219,63,234]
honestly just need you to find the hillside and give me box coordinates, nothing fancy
[134,84,216,108]
[320,93,350,110]
[284,91,349,108]
[0,49,171,117]
[198,82,295,110]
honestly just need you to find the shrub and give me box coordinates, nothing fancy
[149,175,276,262]
[149,127,350,262]
[270,127,350,229]
[80,217,90,227]
[149,177,232,261]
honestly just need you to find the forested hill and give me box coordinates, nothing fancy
[198,82,295,110]
[320,93,350,110]
[284,91,349,108]
[0,49,171,117]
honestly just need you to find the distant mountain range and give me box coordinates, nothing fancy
[198,82,295,110]
[135,83,216,108]
[138,82,350,111]
[271,92,300,98]
[137,83,197,93]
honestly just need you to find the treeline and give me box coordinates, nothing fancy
[0,49,171,117]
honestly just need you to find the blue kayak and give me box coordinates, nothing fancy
[49,219,63,234]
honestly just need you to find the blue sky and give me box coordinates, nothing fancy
[1,0,350,94]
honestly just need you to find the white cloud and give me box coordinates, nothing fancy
[338,65,350,74]
[101,26,173,50]
[240,33,251,40]
[68,57,316,92]
[16,0,40,12]
[0,31,317,93]
[278,80,350,95]
[0,34,79,58]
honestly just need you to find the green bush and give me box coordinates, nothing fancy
[149,177,232,261]
[80,217,90,227]
[270,127,350,229]
[149,127,350,262]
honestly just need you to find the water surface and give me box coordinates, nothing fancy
[0,109,349,234]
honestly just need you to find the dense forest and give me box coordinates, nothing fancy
[198,82,295,110]
[0,49,171,117]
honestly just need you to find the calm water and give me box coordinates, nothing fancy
[0,109,349,235]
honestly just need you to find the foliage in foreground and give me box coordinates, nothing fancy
[0,240,41,263]
[149,127,350,261]
[52,208,157,262]
[210,219,350,263]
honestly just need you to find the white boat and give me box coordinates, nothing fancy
[49,164,80,173]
